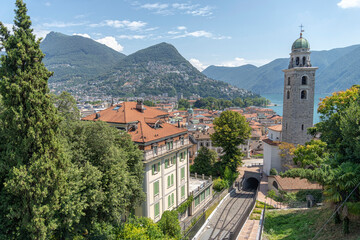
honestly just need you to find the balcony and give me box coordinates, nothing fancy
[144,138,190,161]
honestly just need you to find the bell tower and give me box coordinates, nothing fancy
[282,28,318,145]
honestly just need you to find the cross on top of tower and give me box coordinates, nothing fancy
[299,24,304,38]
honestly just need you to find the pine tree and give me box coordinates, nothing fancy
[0,1,83,238]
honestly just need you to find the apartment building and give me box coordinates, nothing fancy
[83,100,191,221]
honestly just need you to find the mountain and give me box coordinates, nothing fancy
[84,42,254,99]
[41,32,126,85]
[203,44,360,94]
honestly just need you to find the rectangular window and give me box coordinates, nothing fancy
[171,174,174,186]
[195,196,200,207]
[181,167,185,180]
[154,202,160,217]
[165,159,169,168]
[168,195,171,208]
[152,162,160,175]
[154,181,159,197]
[172,193,174,205]
[180,152,183,161]
[181,138,184,145]
[181,186,185,198]
[171,156,175,165]
[167,176,171,188]
[206,188,210,197]
[166,142,170,150]
[170,141,173,149]
[200,192,205,202]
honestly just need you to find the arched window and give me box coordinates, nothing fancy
[296,57,299,66]
[302,56,306,66]
[287,77,290,85]
[273,181,278,189]
[301,124,304,131]
[287,91,290,99]
[200,142,203,147]
[301,90,307,99]
[302,76,307,85]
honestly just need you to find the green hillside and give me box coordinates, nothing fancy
[41,32,126,84]
[203,44,360,94]
[88,42,254,99]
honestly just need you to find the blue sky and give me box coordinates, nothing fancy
[1,0,360,70]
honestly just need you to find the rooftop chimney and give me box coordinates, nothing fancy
[136,99,145,113]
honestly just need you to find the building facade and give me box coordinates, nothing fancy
[282,33,318,145]
[83,100,191,221]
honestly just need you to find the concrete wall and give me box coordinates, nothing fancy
[263,143,282,175]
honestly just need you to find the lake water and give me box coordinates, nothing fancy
[261,93,330,124]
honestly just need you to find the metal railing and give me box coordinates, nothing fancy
[257,204,266,240]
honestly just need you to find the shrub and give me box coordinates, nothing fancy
[157,211,182,239]
[213,178,228,192]
[270,168,278,176]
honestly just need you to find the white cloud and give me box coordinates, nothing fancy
[33,29,51,40]
[118,34,146,39]
[136,2,213,16]
[91,20,147,31]
[219,57,270,67]
[187,6,213,16]
[172,3,196,10]
[338,0,360,8]
[95,36,124,52]
[173,30,230,40]
[168,31,179,35]
[140,3,168,10]
[189,58,208,71]
[43,21,84,28]
[73,33,91,38]
[45,2,51,7]
[177,26,187,30]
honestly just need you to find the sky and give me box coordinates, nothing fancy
[1,0,360,71]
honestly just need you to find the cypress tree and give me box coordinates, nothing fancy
[0,1,82,238]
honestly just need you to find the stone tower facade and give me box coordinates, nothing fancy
[281,33,318,145]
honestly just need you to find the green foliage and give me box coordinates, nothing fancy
[193,96,269,110]
[224,166,238,186]
[213,178,228,192]
[117,217,165,240]
[293,140,329,168]
[270,168,278,176]
[61,121,145,231]
[191,147,217,176]
[176,196,193,214]
[267,190,278,200]
[0,2,83,238]
[178,99,190,109]
[157,211,182,239]
[211,110,251,173]
[143,100,155,107]
[51,91,80,122]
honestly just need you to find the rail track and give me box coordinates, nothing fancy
[206,189,256,240]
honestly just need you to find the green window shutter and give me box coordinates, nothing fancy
[168,195,171,208]
[154,181,159,196]
[158,162,161,172]
[181,167,185,179]
[152,164,155,175]
[171,174,174,186]
[172,193,174,205]
[167,176,170,188]
[155,202,159,217]
[181,186,185,198]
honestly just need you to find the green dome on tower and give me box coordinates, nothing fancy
[292,36,310,50]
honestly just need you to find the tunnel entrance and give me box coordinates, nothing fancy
[243,177,259,191]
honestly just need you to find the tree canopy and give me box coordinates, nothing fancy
[191,147,218,176]
[211,110,251,173]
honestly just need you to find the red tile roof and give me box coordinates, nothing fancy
[268,125,282,132]
[82,102,187,143]
[274,176,322,191]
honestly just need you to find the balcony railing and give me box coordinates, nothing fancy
[144,138,190,161]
